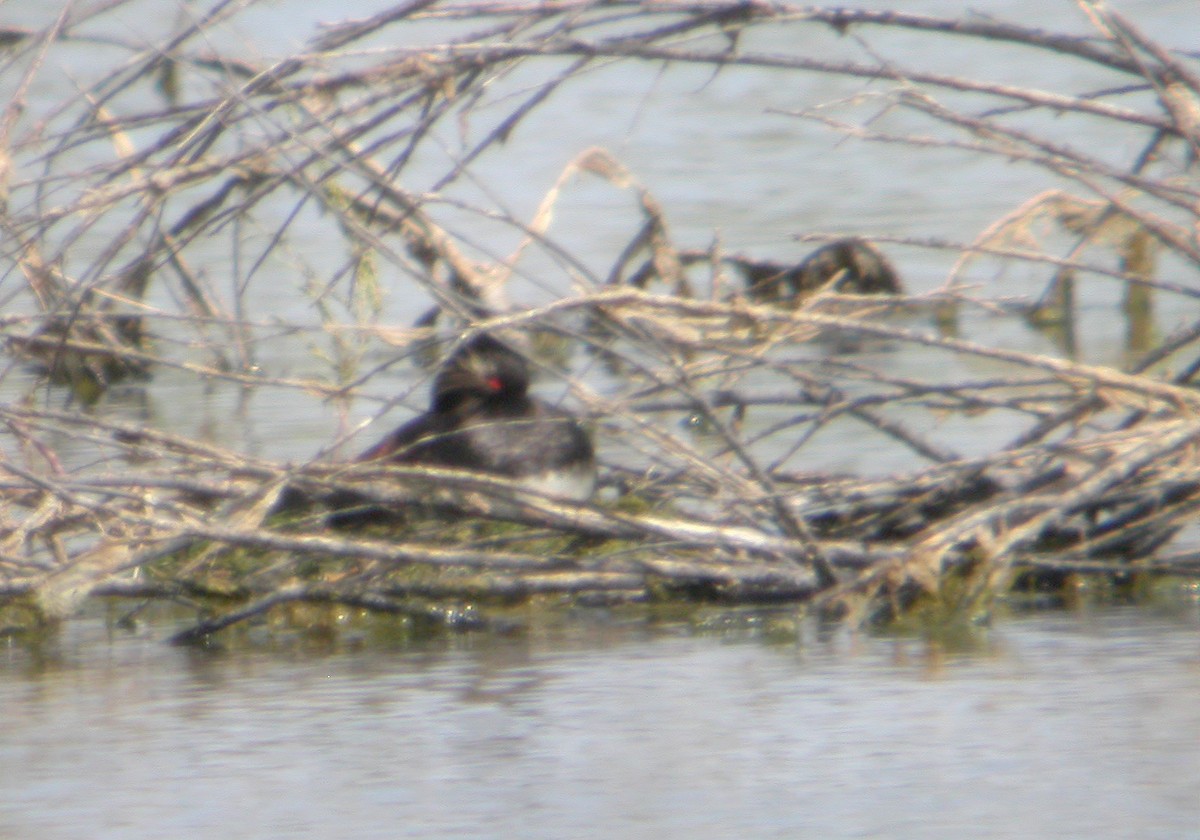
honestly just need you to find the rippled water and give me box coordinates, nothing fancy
[2,603,1199,839]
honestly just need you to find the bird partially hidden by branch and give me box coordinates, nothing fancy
[283,333,596,527]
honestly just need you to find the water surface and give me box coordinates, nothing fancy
[2,603,1199,839]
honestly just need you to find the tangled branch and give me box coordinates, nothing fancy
[0,1,1198,641]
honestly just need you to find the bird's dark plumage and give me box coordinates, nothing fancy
[356,334,596,501]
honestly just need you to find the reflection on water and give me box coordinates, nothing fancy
[2,603,1198,839]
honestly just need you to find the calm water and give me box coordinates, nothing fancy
[4,1,1200,837]
[2,603,1199,839]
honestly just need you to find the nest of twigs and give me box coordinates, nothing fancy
[1,2,1200,643]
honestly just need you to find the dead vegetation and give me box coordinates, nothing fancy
[1,1,1199,642]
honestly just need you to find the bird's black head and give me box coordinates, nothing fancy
[431,334,531,413]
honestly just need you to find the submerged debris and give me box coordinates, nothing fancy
[9,313,149,400]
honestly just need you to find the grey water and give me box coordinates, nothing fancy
[3,1,1200,837]
[2,602,1200,839]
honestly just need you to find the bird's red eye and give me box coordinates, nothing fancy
[485,375,504,392]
